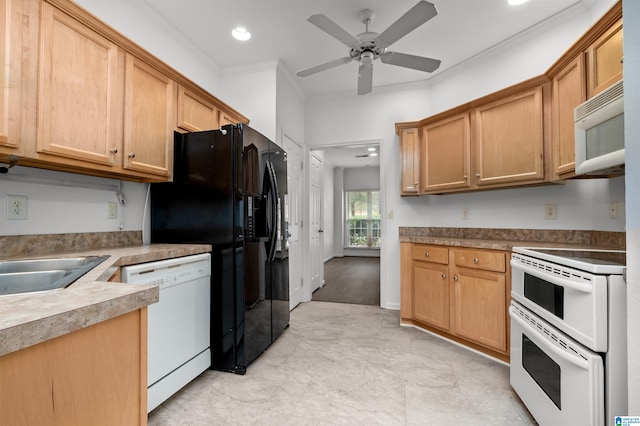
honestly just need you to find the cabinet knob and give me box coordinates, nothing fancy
[414,182,418,186]
[425,252,430,257]
[128,152,135,158]
[110,148,118,154]
[475,173,480,179]
[441,273,446,279]
[473,257,479,263]
[463,175,468,180]
[453,275,459,281]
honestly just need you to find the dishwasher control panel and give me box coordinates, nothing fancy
[121,253,211,290]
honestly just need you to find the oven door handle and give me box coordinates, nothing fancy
[510,259,593,293]
[509,305,590,370]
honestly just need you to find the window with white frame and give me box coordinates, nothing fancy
[345,190,380,248]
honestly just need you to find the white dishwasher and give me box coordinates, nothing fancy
[121,253,211,413]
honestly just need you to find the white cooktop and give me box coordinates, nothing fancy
[512,247,626,275]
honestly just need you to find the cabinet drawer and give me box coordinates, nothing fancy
[411,245,448,264]
[454,249,505,272]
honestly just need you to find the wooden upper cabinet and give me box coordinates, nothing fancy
[123,54,175,177]
[37,2,123,166]
[0,0,20,151]
[399,127,420,195]
[473,85,545,187]
[422,112,470,193]
[219,111,241,127]
[551,55,586,178]
[177,85,219,132]
[587,18,623,98]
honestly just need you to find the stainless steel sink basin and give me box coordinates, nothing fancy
[0,255,109,296]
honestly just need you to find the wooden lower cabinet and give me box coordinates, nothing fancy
[452,266,507,352]
[0,309,148,426]
[400,242,510,362]
[413,261,450,331]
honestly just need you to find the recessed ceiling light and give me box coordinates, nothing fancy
[508,0,529,5]
[370,152,378,157]
[368,147,376,152]
[232,27,251,41]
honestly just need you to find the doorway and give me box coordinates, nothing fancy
[309,141,382,307]
[312,256,380,306]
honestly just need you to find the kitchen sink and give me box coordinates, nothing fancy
[0,255,110,296]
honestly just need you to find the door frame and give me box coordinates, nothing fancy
[282,132,304,310]
[308,138,385,308]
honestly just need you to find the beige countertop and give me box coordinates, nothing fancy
[399,227,626,251]
[0,243,211,357]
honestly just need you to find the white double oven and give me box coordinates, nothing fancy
[509,247,627,426]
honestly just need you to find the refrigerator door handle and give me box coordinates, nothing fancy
[266,161,279,261]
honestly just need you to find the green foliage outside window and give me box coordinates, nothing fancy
[346,191,381,247]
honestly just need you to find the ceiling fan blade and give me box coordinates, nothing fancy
[357,63,373,95]
[380,51,441,73]
[375,1,438,49]
[308,14,360,48]
[296,57,354,77]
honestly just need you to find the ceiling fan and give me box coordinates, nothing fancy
[296,1,441,95]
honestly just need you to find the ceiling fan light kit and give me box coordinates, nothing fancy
[296,1,441,95]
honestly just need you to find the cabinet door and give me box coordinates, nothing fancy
[587,19,623,98]
[0,310,147,426]
[36,3,123,166]
[452,267,507,352]
[422,113,471,193]
[473,86,545,186]
[123,54,175,177]
[400,242,413,321]
[413,261,450,331]
[399,127,420,195]
[0,0,21,152]
[552,55,586,178]
[177,86,219,132]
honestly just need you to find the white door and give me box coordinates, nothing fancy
[284,135,303,310]
[309,153,324,292]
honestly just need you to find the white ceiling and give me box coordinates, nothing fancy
[141,0,596,168]
[317,144,381,168]
[143,0,590,97]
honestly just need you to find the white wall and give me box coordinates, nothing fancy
[219,63,277,141]
[322,164,335,261]
[332,168,345,259]
[622,0,640,413]
[305,2,626,310]
[74,0,222,96]
[0,167,147,236]
[343,167,381,191]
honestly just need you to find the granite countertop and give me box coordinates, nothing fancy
[399,227,626,251]
[0,243,211,357]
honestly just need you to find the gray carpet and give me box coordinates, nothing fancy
[312,256,380,306]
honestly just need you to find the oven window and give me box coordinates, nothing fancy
[524,273,564,319]
[522,335,561,409]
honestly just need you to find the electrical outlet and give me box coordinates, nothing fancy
[7,195,27,220]
[107,201,118,219]
[461,208,470,220]
[544,203,557,220]
[609,201,619,219]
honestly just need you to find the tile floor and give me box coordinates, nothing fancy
[148,301,536,425]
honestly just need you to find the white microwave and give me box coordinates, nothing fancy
[574,79,624,176]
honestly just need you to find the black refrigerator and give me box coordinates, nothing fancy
[150,124,289,375]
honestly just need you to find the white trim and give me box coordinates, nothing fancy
[400,323,509,367]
